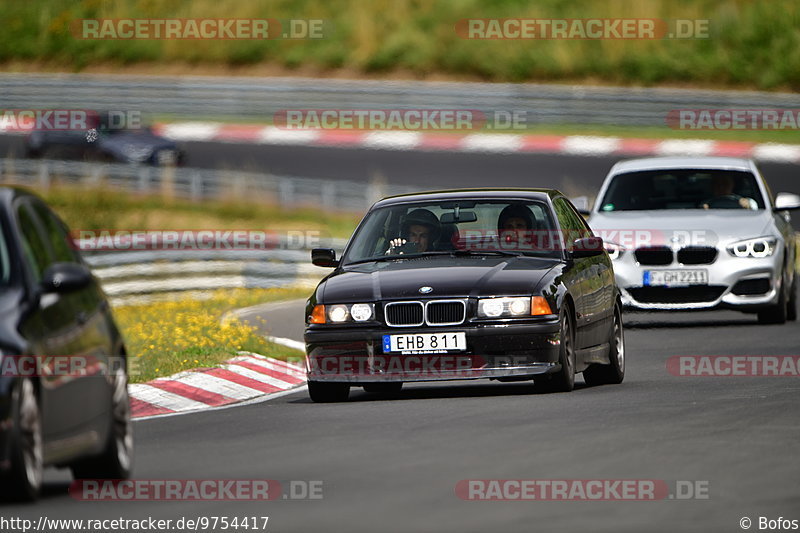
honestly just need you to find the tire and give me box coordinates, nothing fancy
[583,304,625,386]
[308,381,350,403]
[0,378,43,501]
[71,367,133,480]
[758,276,788,325]
[788,275,797,322]
[363,382,403,394]
[537,309,576,393]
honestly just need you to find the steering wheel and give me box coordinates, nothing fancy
[703,194,744,209]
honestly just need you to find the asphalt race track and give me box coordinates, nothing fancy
[4,298,799,533]
[3,132,800,197]
[1,135,799,532]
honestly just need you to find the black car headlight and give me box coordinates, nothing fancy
[309,303,374,324]
[727,237,777,258]
[477,296,552,318]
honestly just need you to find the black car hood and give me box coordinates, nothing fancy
[320,256,559,302]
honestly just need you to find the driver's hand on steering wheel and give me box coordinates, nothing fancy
[386,238,407,255]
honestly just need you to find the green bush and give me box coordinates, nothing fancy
[1,0,798,89]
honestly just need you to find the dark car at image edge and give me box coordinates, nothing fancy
[0,187,133,501]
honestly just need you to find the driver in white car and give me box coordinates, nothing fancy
[702,174,757,210]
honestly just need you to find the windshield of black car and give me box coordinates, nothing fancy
[341,199,562,264]
[598,169,766,211]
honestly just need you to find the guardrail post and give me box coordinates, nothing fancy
[367,175,386,208]
[279,178,294,207]
[138,166,151,193]
[37,161,51,190]
[3,158,14,183]
[322,181,336,210]
[160,164,175,202]
[88,164,104,187]
[190,172,202,201]
[232,174,246,201]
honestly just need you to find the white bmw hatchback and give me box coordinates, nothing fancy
[588,157,799,324]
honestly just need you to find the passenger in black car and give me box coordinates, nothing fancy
[498,204,535,247]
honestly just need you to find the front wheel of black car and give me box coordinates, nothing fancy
[71,367,133,480]
[363,383,403,394]
[308,381,350,403]
[537,309,576,393]
[1,378,43,501]
[583,305,625,386]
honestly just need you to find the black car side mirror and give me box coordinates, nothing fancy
[312,248,339,267]
[572,236,605,258]
[40,263,93,293]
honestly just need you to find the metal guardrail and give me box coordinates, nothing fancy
[82,245,346,306]
[0,158,416,209]
[3,73,800,127]
[0,157,374,305]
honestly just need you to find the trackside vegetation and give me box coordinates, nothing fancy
[1,0,799,90]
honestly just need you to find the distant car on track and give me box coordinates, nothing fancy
[0,187,132,501]
[25,112,183,166]
[588,157,800,323]
[304,188,624,402]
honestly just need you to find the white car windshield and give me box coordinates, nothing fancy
[599,169,766,211]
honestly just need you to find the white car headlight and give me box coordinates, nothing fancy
[478,297,531,318]
[727,237,777,258]
[604,241,626,260]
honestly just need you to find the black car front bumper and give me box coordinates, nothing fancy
[304,319,561,383]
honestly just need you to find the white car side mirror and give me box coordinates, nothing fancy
[774,192,800,211]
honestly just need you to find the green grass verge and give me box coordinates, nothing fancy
[118,287,310,383]
[32,184,360,239]
[2,0,799,90]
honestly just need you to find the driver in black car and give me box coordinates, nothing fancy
[386,208,441,254]
[498,204,534,243]
[702,174,757,209]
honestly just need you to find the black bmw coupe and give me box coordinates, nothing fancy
[305,189,625,402]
